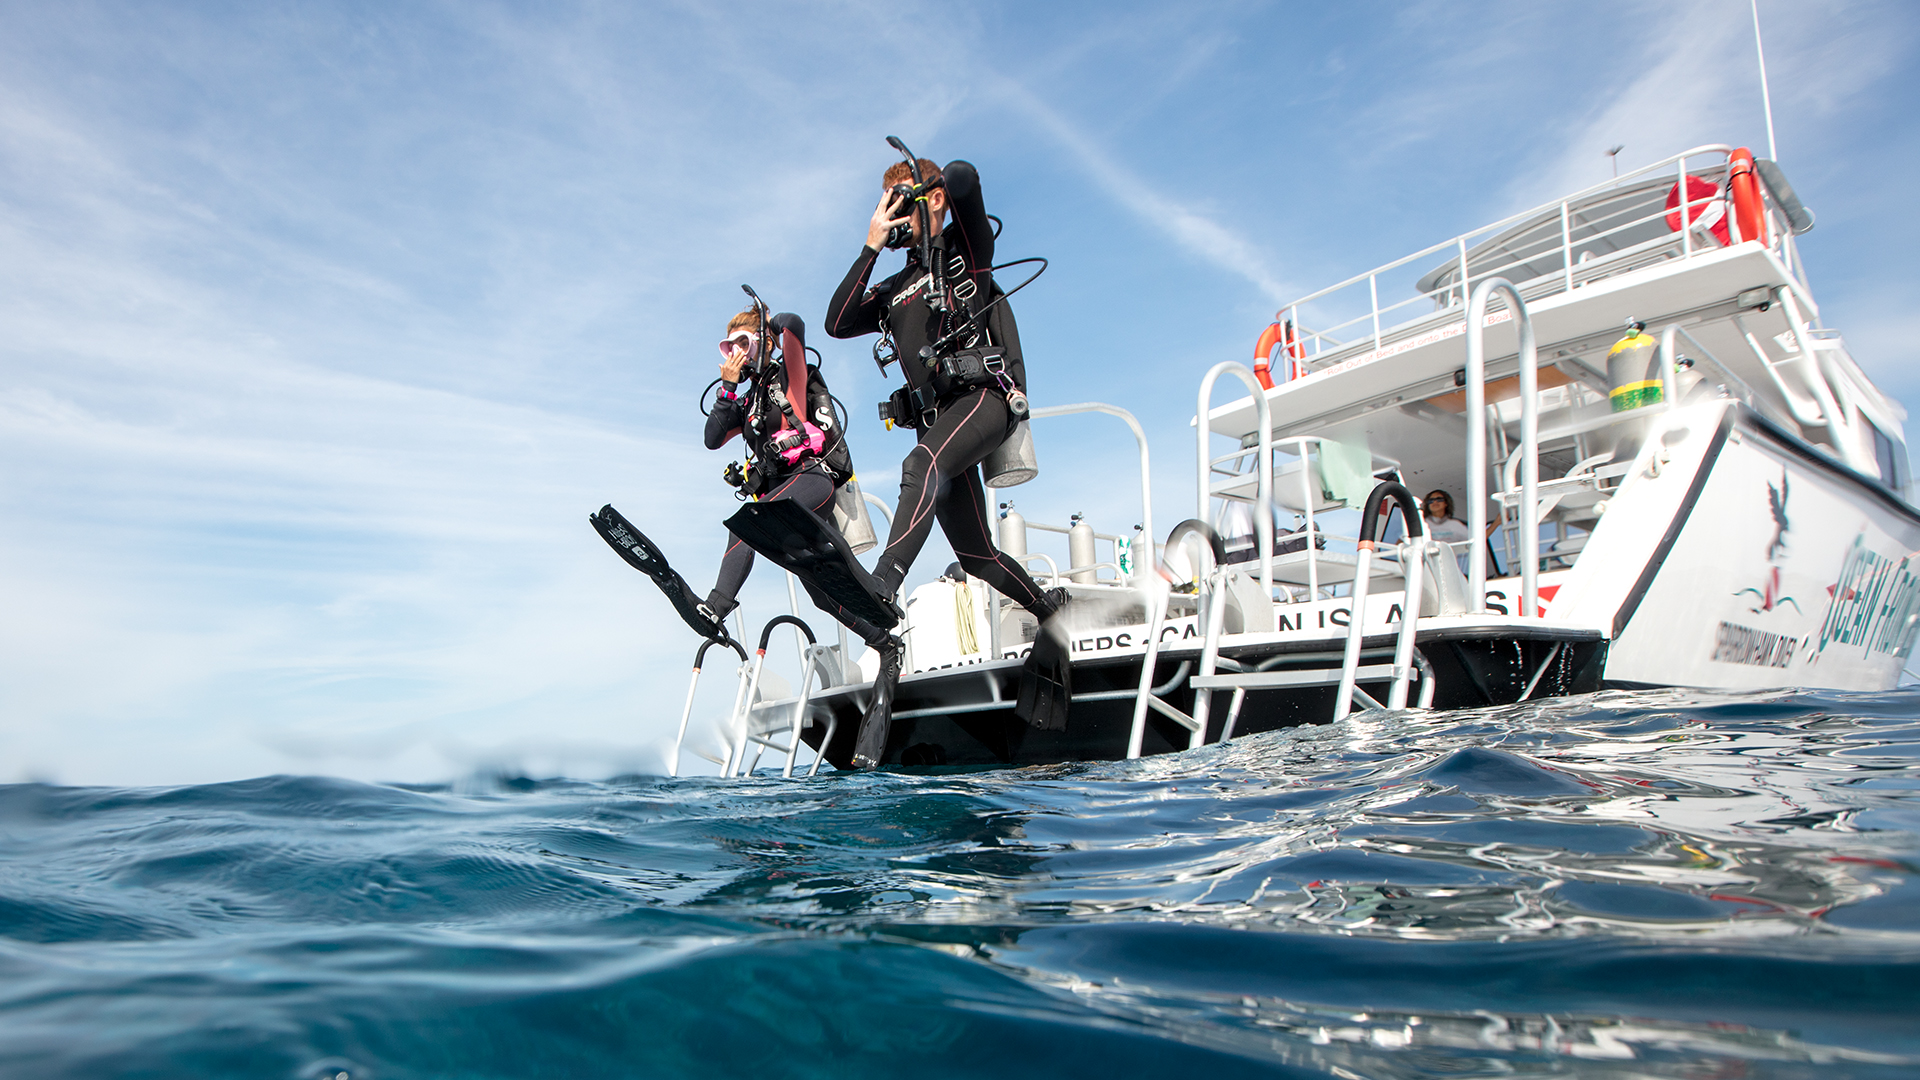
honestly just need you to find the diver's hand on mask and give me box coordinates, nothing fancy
[867,188,910,251]
[719,354,746,383]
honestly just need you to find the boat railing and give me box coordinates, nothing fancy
[1026,403,1155,582]
[1196,362,1274,602]
[1127,519,1231,758]
[1020,519,1134,585]
[1465,278,1541,617]
[1272,145,1812,378]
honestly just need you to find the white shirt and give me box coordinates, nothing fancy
[1425,514,1472,543]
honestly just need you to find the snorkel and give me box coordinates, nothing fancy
[884,136,945,317]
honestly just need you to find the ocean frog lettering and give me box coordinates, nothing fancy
[1816,535,1920,658]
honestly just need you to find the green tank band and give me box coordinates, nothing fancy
[1610,380,1664,411]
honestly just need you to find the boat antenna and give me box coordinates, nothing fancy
[1751,0,1778,161]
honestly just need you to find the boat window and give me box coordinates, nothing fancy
[1869,421,1909,492]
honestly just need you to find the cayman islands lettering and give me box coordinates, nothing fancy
[1711,621,1797,668]
[1816,535,1920,659]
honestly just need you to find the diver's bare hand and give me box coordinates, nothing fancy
[719,354,747,383]
[867,188,910,250]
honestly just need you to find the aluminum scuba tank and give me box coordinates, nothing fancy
[1068,512,1097,584]
[982,419,1039,488]
[1606,322,1662,412]
[997,501,1027,559]
[831,477,879,554]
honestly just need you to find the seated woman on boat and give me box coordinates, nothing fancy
[1422,490,1472,544]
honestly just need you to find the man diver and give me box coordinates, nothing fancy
[823,152,1070,762]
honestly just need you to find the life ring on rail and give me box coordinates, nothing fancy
[1253,319,1305,389]
[1727,147,1766,245]
[1665,174,1731,247]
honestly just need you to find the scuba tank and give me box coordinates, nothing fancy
[1067,512,1097,584]
[982,419,1039,487]
[997,501,1028,560]
[831,477,879,554]
[1607,322,1663,412]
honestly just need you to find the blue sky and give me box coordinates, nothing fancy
[3,1,1916,785]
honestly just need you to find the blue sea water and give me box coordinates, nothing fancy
[2,689,1918,1078]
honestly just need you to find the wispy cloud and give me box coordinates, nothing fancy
[1509,0,1909,210]
[984,74,1298,305]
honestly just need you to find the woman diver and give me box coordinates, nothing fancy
[699,307,885,645]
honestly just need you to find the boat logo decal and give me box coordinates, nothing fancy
[1734,469,1802,616]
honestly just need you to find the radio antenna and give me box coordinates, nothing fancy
[1751,0,1778,161]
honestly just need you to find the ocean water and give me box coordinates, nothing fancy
[2,689,1917,1079]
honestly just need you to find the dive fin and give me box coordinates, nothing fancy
[590,504,727,641]
[723,499,901,629]
[1014,616,1072,731]
[852,638,904,769]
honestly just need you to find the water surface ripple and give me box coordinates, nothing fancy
[3,688,1918,1077]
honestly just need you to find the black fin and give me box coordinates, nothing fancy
[590,504,726,640]
[723,499,901,629]
[1015,617,1072,731]
[852,639,904,769]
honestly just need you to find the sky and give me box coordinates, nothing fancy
[3,0,1916,786]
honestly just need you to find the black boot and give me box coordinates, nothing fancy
[852,635,904,770]
[697,591,738,637]
[869,555,909,614]
[1015,589,1072,731]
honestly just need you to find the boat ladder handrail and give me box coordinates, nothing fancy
[725,615,829,778]
[669,634,750,778]
[1465,278,1542,618]
[1126,520,1232,758]
[1320,276,1543,723]
[1196,362,1273,602]
[1332,482,1429,721]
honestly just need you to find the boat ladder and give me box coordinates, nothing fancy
[668,614,839,778]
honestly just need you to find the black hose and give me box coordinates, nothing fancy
[1358,481,1424,544]
[694,635,747,667]
[756,614,817,652]
[926,257,1048,355]
[1164,519,1228,566]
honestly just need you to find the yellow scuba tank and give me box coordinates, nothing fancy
[1607,322,1662,412]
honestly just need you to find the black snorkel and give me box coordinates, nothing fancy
[740,283,772,380]
[884,136,945,317]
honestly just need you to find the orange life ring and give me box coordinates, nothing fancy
[1665,174,1731,247]
[1253,319,1304,389]
[1727,147,1765,245]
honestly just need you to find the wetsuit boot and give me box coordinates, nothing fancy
[698,591,739,638]
[869,555,910,613]
[1015,588,1072,731]
[852,634,904,770]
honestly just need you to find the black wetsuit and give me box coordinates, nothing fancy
[704,319,880,642]
[823,161,1047,614]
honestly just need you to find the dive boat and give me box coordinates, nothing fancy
[672,144,1920,776]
